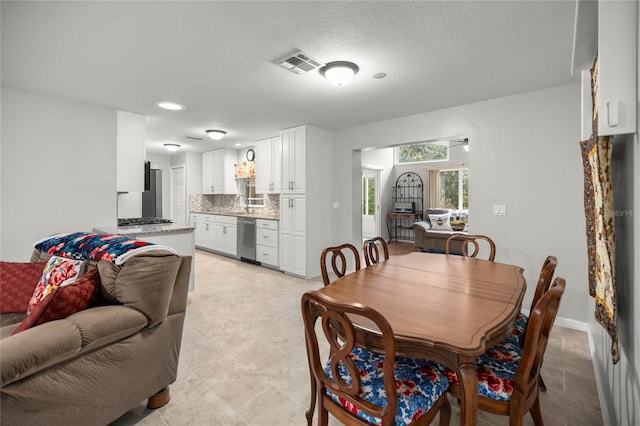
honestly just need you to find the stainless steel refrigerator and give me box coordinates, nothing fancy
[142,169,162,218]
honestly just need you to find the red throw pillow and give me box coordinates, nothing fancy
[11,267,100,335]
[0,261,47,313]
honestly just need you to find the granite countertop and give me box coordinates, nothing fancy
[94,223,195,237]
[190,210,279,221]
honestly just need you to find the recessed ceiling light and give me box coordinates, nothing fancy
[372,72,387,79]
[206,130,227,140]
[163,143,181,152]
[155,101,185,111]
[234,143,241,147]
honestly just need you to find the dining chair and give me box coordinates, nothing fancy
[444,277,566,426]
[445,233,496,261]
[504,255,558,391]
[362,237,390,267]
[301,290,451,426]
[320,244,361,286]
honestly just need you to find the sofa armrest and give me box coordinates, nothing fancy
[1,305,147,387]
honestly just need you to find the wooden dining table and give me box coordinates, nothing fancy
[316,251,526,426]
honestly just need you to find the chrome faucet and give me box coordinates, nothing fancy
[238,194,249,212]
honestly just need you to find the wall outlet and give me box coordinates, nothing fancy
[493,205,507,216]
[333,201,340,209]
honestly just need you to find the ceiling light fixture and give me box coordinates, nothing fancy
[319,61,359,86]
[206,129,227,140]
[155,101,185,111]
[163,143,181,152]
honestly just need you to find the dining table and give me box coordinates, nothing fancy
[316,251,526,426]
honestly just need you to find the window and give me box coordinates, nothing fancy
[440,168,468,210]
[395,142,449,164]
[362,174,375,216]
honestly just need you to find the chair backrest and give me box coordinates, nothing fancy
[301,291,398,425]
[514,277,566,401]
[528,256,558,314]
[320,244,361,286]
[445,233,496,261]
[362,237,390,267]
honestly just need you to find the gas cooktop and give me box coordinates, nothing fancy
[118,217,173,226]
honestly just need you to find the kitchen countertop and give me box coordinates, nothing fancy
[94,223,195,237]
[190,210,279,220]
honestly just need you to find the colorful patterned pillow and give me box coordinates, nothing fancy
[27,256,85,315]
[34,232,177,265]
[0,261,48,313]
[11,267,100,335]
[428,213,453,231]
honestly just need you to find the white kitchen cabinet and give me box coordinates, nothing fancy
[256,219,279,267]
[281,126,306,193]
[597,0,637,136]
[202,149,238,194]
[116,110,145,192]
[279,194,306,276]
[212,215,237,256]
[255,136,282,193]
[191,213,214,249]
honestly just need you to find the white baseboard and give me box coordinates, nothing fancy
[520,311,588,331]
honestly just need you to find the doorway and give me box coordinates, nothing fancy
[171,165,186,225]
[361,168,381,239]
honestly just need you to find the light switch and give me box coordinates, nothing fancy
[333,201,340,209]
[493,205,507,216]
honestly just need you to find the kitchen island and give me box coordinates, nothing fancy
[93,223,196,291]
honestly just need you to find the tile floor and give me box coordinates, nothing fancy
[111,248,603,426]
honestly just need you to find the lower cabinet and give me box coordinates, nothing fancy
[279,194,306,276]
[192,213,237,257]
[256,219,278,267]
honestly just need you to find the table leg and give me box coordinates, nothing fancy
[458,360,478,426]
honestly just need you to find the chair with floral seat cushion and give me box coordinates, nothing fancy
[362,237,390,267]
[320,244,361,287]
[444,233,496,261]
[301,290,451,426]
[503,256,557,392]
[444,277,566,426]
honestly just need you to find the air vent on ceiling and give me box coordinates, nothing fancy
[276,50,323,74]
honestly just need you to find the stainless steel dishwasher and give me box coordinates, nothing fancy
[237,217,257,263]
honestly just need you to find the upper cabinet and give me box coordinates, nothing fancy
[255,136,282,193]
[116,110,145,192]
[202,148,237,194]
[281,126,306,193]
[573,0,637,138]
[597,0,637,136]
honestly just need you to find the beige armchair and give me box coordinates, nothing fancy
[0,249,191,426]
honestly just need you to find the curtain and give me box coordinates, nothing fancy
[427,170,440,209]
[581,56,619,363]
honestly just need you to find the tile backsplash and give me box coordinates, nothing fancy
[190,194,280,218]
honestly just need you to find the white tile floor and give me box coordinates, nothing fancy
[111,249,603,426]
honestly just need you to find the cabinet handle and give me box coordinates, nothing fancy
[223,226,226,234]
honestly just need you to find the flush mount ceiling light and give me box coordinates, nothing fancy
[163,143,181,152]
[319,61,359,86]
[155,101,185,111]
[206,129,227,140]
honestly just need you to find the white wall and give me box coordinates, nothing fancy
[1,89,117,261]
[332,83,588,324]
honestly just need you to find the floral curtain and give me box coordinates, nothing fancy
[580,56,619,363]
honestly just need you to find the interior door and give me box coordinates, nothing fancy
[362,169,380,239]
[171,165,186,225]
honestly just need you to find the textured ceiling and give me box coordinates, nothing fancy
[1,1,579,153]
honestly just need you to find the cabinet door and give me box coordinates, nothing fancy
[202,151,215,194]
[279,194,305,275]
[212,222,226,252]
[281,129,293,193]
[116,111,145,192]
[598,0,637,136]
[271,136,282,192]
[192,220,206,247]
[290,126,305,193]
[224,224,238,256]
[212,149,226,194]
[255,138,272,193]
